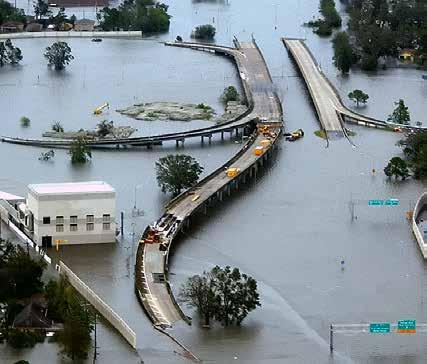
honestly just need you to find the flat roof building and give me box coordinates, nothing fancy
[26,181,116,247]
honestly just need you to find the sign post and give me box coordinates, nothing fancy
[369,323,391,333]
[397,320,416,334]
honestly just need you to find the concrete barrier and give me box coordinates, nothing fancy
[413,193,427,258]
[59,261,137,349]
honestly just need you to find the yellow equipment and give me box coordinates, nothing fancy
[260,139,271,147]
[226,167,240,177]
[191,194,201,202]
[55,239,68,251]
[93,102,109,115]
[254,146,264,156]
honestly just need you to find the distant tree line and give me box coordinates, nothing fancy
[333,0,426,72]
[97,0,171,33]
[0,0,25,25]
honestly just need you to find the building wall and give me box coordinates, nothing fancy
[27,191,116,246]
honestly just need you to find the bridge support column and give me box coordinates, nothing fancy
[218,191,223,202]
[229,130,233,139]
[176,140,179,148]
[208,135,212,144]
[203,203,208,215]
[235,128,239,137]
[201,136,204,144]
[235,180,239,190]
[221,132,224,141]
[227,185,231,196]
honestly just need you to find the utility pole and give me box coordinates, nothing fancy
[93,312,98,363]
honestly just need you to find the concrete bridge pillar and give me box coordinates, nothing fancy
[221,132,224,141]
[208,135,212,144]
[201,136,204,144]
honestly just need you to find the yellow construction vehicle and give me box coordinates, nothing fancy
[93,102,109,115]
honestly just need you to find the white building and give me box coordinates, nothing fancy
[26,181,116,247]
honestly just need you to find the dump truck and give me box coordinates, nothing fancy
[226,167,240,177]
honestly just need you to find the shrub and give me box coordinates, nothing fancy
[20,116,30,127]
[193,24,216,40]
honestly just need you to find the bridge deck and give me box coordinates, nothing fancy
[136,40,282,328]
[283,38,425,133]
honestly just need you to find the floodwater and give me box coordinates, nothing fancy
[1,0,426,363]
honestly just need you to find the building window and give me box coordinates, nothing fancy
[70,224,78,232]
[70,216,78,224]
[56,224,64,233]
[103,214,110,222]
[56,216,64,224]
[103,222,110,230]
[86,215,94,223]
[43,217,50,224]
[86,223,94,231]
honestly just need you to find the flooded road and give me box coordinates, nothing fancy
[1,0,426,363]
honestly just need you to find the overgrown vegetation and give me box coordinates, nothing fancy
[20,116,30,127]
[332,31,356,74]
[221,86,239,104]
[179,265,261,327]
[388,99,410,125]
[307,0,342,36]
[343,0,426,70]
[0,39,23,67]
[69,136,92,164]
[193,24,216,40]
[44,41,74,70]
[397,130,427,179]
[97,0,171,33]
[384,157,410,180]
[52,121,64,133]
[155,154,204,196]
[0,0,26,25]
[46,276,94,360]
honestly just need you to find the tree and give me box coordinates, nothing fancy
[0,39,22,67]
[193,24,216,40]
[384,157,410,180]
[49,7,67,29]
[20,116,30,127]
[332,32,355,74]
[211,266,260,326]
[221,86,239,104]
[155,154,203,196]
[47,276,94,360]
[0,244,46,301]
[33,0,51,19]
[388,99,410,125]
[68,136,92,164]
[5,39,22,65]
[179,266,261,327]
[0,0,26,25]
[348,89,369,107]
[44,41,74,70]
[97,0,170,33]
[179,272,219,326]
[52,121,64,132]
[398,130,427,179]
[96,120,114,138]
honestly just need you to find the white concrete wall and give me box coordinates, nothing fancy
[0,31,142,40]
[28,191,116,246]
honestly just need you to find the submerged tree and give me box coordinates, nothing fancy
[388,99,410,125]
[384,156,410,180]
[332,32,355,74]
[348,89,369,107]
[193,24,216,40]
[69,137,92,164]
[180,265,261,327]
[44,41,74,70]
[0,39,22,66]
[155,154,203,196]
[221,86,239,104]
[397,130,427,179]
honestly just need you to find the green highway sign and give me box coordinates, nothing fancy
[368,199,400,206]
[369,323,390,333]
[368,200,384,206]
[397,320,416,333]
[385,199,400,206]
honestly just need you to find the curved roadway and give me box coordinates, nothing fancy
[135,40,283,328]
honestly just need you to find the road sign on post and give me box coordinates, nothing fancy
[368,200,384,206]
[369,323,390,333]
[397,320,416,333]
